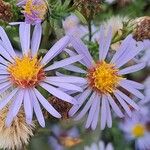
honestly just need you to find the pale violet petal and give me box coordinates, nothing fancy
[30,89,45,127]
[19,23,31,54]
[41,35,70,65]
[45,55,84,71]
[31,24,42,56]
[33,88,61,118]
[40,82,77,104]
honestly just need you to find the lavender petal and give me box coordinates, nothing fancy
[33,88,61,118]
[30,89,45,127]
[69,88,92,116]
[101,95,107,130]
[114,92,132,117]
[46,80,83,92]
[118,63,145,75]
[23,89,33,124]
[107,94,124,118]
[40,82,77,104]
[41,35,70,65]
[75,92,96,120]
[91,95,100,130]
[46,76,87,84]
[0,27,16,58]
[85,94,99,129]
[0,88,18,110]
[45,55,84,71]
[19,23,31,55]
[116,89,140,111]
[31,24,42,56]
[119,81,144,99]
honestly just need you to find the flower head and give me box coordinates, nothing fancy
[17,0,48,24]
[63,14,88,39]
[119,109,150,150]
[0,23,85,127]
[0,0,13,22]
[68,26,145,130]
[49,125,82,150]
[133,16,150,41]
[84,141,114,150]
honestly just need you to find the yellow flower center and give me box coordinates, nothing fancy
[24,0,32,15]
[23,0,47,19]
[8,55,45,88]
[59,137,82,148]
[87,61,122,94]
[132,124,145,138]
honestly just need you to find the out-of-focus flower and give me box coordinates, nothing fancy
[143,76,150,104]
[84,140,114,150]
[92,16,129,50]
[0,23,85,127]
[49,125,82,150]
[68,26,145,130]
[63,14,88,39]
[17,0,48,24]
[0,0,13,22]
[119,109,150,150]
[103,16,128,38]
[133,16,150,41]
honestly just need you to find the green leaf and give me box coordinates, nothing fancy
[74,10,87,24]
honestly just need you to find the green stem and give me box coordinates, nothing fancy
[41,21,51,49]
[88,20,92,41]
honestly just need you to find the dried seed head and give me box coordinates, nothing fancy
[0,106,35,150]
[133,16,150,41]
[0,0,13,22]
[74,0,101,19]
[48,96,72,119]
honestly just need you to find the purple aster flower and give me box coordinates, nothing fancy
[17,0,48,25]
[119,109,150,150]
[67,26,145,130]
[49,125,81,150]
[84,141,114,150]
[136,40,150,66]
[141,76,150,105]
[0,22,86,127]
[62,14,88,39]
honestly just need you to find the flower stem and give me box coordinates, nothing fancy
[88,19,92,41]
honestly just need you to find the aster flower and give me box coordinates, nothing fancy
[0,22,86,127]
[63,14,88,39]
[49,125,82,150]
[84,141,114,150]
[17,0,48,24]
[68,26,145,130]
[119,110,150,150]
[135,39,150,67]
[92,16,129,50]
[143,76,150,104]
